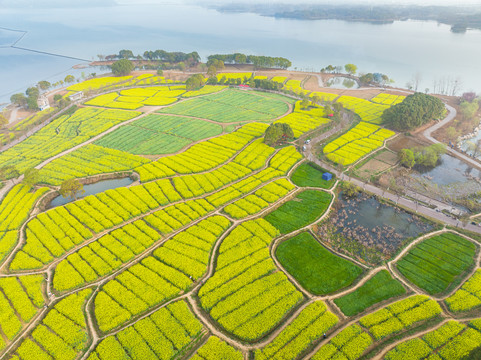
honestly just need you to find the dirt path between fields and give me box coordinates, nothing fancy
[4,82,481,359]
[372,318,450,360]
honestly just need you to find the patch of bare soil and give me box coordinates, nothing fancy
[387,135,428,152]
[375,150,398,165]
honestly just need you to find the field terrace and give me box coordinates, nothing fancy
[0,74,480,360]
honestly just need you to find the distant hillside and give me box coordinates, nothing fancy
[210,4,481,33]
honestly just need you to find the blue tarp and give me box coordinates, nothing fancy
[322,172,332,181]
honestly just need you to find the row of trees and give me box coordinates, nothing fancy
[103,49,201,64]
[399,143,446,169]
[382,92,445,131]
[207,54,291,69]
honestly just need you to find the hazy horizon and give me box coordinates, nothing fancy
[2,0,481,8]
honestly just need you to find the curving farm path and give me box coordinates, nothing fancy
[2,81,481,360]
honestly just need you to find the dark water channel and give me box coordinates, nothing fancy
[413,154,481,186]
[47,177,133,208]
[333,193,433,255]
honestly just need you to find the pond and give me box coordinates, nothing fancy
[318,192,433,265]
[413,154,481,186]
[459,133,481,159]
[48,177,134,208]
[325,76,360,89]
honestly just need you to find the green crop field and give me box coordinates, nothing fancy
[94,114,222,155]
[334,270,406,316]
[396,232,477,295]
[2,74,480,360]
[291,162,335,189]
[158,89,289,123]
[276,232,363,295]
[385,320,481,360]
[264,189,332,234]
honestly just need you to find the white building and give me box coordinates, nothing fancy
[37,95,50,111]
[68,91,84,102]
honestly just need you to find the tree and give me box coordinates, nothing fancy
[341,181,361,197]
[234,53,247,64]
[460,100,479,121]
[26,96,38,110]
[300,99,310,110]
[206,76,218,85]
[462,92,477,103]
[407,143,446,168]
[185,74,205,91]
[59,179,85,200]
[64,75,75,84]
[38,81,51,91]
[359,73,374,85]
[23,168,40,186]
[0,113,8,128]
[0,166,19,180]
[421,147,439,167]
[399,149,415,168]
[157,69,163,76]
[10,93,27,107]
[26,87,39,99]
[382,92,445,131]
[207,65,217,77]
[312,95,321,105]
[177,62,186,72]
[344,64,357,75]
[446,126,460,142]
[53,94,62,103]
[118,49,134,59]
[264,123,294,146]
[111,59,134,76]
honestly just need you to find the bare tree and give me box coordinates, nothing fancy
[451,76,463,96]
[412,72,422,92]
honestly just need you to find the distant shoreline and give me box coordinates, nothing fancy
[212,4,481,33]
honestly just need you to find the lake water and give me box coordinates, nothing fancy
[1,3,481,104]
[47,177,133,208]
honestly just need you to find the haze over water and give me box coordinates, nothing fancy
[1,2,481,103]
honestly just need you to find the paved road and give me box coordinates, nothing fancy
[424,103,481,170]
[8,106,18,124]
[304,124,481,234]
